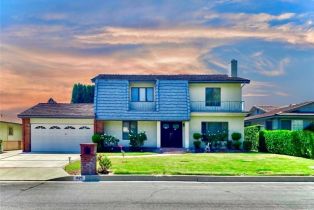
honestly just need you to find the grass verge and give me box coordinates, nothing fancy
[65,153,314,176]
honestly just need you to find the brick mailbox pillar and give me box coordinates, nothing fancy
[80,143,97,175]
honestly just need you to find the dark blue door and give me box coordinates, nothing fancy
[161,122,182,147]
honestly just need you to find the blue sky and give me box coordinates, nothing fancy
[0,0,313,121]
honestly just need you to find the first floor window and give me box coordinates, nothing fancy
[281,120,291,130]
[205,88,221,106]
[265,120,273,130]
[8,127,14,135]
[292,120,303,130]
[122,121,138,140]
[201,122,228,140]
[131,87,154,102]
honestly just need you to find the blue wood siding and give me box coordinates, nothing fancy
[95,79,190,121]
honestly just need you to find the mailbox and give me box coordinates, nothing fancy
[80,143,97,175]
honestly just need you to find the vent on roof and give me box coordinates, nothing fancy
[48,98,57,104]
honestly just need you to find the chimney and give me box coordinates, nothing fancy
[231,59,237,77]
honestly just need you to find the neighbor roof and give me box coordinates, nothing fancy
[18,103,94,118]
[254,105,279,112]
[91,74,250,83]
[245,101,314,121]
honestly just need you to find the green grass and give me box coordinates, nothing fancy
[65,153,314,176]
[98,152,156,156]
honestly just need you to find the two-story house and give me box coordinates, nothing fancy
[18,60,250,152]
[93,60,250,150]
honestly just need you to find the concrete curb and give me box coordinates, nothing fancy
[50,175,314,182]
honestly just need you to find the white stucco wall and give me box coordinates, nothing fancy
[189,115,245,148]
[189,83,242,102]
[104,121,157,147]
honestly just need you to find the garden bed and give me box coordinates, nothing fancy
[65,153,314,176]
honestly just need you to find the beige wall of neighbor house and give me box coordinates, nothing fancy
[104,120,157,148]
[0,121,22,150]
[189,115,245,147]
[189,83,242,102]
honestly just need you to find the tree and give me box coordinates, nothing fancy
[71,83,94,103]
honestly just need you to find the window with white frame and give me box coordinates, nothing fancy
[292,120,303,130]
[131,87,154,102]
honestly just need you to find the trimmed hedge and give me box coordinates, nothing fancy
[244,125,261,151]
[264,130,314,159]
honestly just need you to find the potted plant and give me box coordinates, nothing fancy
[232,132,242,150]
[193,133,202,152]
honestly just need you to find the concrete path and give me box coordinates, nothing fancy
[0,151,80,181]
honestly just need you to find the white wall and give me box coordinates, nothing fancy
[189,115,245,148]
[189,83,242,102]
[104,121,157,147]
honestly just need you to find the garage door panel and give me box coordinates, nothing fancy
[31,124,94,153]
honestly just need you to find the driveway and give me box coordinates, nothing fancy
[0,150,79,181]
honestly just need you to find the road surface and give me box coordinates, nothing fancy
[1,181,313,209]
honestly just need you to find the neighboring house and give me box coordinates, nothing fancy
[245,101,314,130]
[18,100,94,152]
[18,60,250,152]
[0,121,22,150]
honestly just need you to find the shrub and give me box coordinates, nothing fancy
[97,154,112,174]
[244,125,261,151]
[129,131,147,149]
[103,134,119,147]
[243,141,253,151]
[227,140,233,150]
[92,133,102,144]
[231,132,241,141]
[92,133,119,152]
[233,141,242,150]
[193,133,202,140]
[193,140,202,150]
[264,130,314,159]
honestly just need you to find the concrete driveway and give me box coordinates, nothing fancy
[0,150,79,181]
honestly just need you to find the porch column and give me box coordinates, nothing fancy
[157,121,161,148]
[184,121,190,149]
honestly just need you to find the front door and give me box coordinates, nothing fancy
[161,122,182,147]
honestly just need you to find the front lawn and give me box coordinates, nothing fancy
[98,152,156,156]
[65,153,314,176]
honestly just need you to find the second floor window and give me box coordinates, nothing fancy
[131,87,154,102]
[205,88,221,106]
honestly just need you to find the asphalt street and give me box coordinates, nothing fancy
[1,181,313,210]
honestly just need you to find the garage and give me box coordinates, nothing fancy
[31,121,94,153]
[18,100,94,153]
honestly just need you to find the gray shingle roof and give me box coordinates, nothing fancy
[91,74,250,83]
[245,101,314,121]
[18,103,94,118]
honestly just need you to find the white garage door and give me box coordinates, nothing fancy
[31,124,94,153]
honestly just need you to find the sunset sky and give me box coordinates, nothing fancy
[1,0,314,122]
